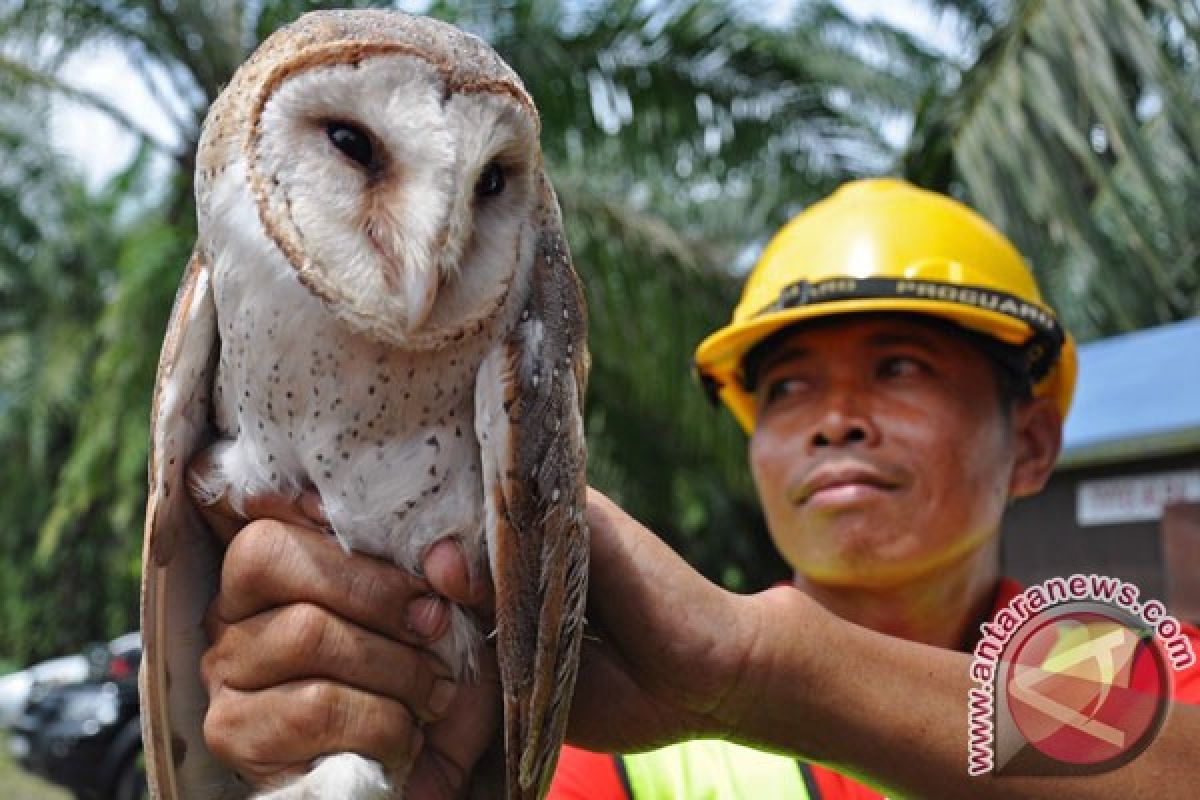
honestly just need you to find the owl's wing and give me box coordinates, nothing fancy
[476,182,590,800]
[140,250,241,799]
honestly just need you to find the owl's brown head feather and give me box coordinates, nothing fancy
[196,11,542,349]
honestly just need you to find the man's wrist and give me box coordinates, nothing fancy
[708,586,828,750]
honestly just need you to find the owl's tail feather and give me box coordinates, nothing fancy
[491,490,589,800]
[524,511,588,796]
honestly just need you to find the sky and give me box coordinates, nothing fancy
[51,47,183,188]
[50,0,962,188]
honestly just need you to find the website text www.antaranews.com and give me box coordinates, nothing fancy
[966,574,1196,776]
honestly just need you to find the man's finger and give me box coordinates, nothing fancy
[195,482,327,546]
[407,651,503,799]
[423,538,494,616]
[188,450,327,545]
[203,681,419,787]
[214,520,448,646]
[200,603,457,723]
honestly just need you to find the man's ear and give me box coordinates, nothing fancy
[1009,395,1062,499]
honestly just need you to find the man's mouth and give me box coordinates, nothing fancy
[791,463,902,507]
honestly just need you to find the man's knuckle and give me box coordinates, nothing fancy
[202,698,239,763]
[289,682,342,741]
[282,603,334,661]
[225,520,288,592]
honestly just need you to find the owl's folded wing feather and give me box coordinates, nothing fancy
[475,182,589,800]
[141,250,243,799]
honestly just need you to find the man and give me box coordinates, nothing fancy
[198,179,1200,798]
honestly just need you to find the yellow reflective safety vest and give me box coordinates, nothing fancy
[621,739,817,799]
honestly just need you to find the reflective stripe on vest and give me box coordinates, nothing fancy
[620,740,815,799]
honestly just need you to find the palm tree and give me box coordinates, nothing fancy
[903,0,1200,340]
[0,116,175,657]
[0,0,935,657]
[12,0,1192,658]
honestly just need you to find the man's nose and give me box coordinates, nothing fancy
[808,388,878,450]
[810,411,868,449]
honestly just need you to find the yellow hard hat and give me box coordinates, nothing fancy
[694,178,1077,433]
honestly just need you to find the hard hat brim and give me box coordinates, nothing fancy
[695,297,1076,434]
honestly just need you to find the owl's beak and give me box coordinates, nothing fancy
[403,263,438,334]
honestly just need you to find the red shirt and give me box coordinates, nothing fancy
[549,578,1200,799]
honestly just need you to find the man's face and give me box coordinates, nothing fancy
[748,315,1036,587]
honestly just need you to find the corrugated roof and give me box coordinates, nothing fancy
[1059,315,1200,469]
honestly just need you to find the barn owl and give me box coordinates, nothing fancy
[140,10,588,800]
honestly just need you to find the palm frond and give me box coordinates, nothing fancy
[904,0,1200,339]
[0,52,181,157]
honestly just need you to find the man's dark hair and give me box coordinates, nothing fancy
[739,313,1034,415]
[952,323,1035,415]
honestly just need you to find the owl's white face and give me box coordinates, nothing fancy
[246,48,541,346]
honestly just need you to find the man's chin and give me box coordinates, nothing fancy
[793,537,991,589]
[796,561,931,590]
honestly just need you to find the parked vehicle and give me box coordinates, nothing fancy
[0,654,90,728]
[8,633,144,800]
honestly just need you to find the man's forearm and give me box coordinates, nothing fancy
[722,586,1199,799]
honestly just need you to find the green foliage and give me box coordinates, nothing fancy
[9,0,910,658]
[1,0,1198,662]
[0,136,191,660]
[903,0,1200,341]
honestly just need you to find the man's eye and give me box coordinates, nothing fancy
[759,377,809,408]
[878,356,926,379]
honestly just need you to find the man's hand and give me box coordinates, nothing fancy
[190,462,771,790]
[191,458,500,798]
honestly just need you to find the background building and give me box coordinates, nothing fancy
[1003,316,1200,622]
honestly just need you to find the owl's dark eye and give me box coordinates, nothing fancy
[476,161,506,197]
[325,121,374,169]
